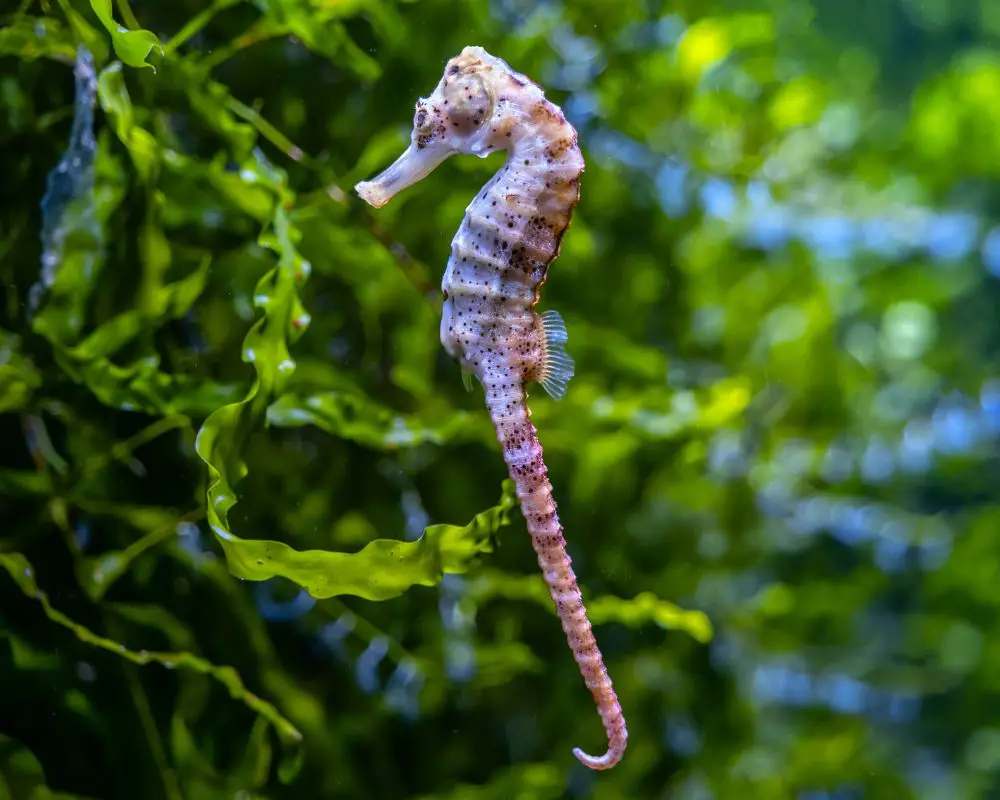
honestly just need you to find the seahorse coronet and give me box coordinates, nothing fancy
[354,46,627,771]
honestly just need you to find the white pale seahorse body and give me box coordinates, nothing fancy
[355,46,627,771]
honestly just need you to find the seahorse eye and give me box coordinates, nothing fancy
[443,72,492,135]
[414,104,427,130]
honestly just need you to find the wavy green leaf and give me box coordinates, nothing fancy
[267,390,484,449]
[0,16,77,62]
[0,734,99,799]
[0,330,41,415]
[246,0,380,80]
[27,49,241,416]
[0,553,303,773]
[51,0,110,63]
[212,480,516,601]
[177,60,257,159]
[81,508,202,601]
[588,591,714,643]
[415,763,563,800]
[466,570,713,644]
[87,0,161,70]
[96,60,159,180]
[192,150,516,599]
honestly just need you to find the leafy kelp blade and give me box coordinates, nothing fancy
[29,47,240,416]
[87,0,161,69]
[267,390,484,450]
[467,571,714,644]
[204,480,516,602]
[0,553,303,775]
[194,156,514,602]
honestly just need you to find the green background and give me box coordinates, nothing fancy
[2,0,999,798]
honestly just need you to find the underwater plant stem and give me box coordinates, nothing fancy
[114,0,141,31]
[162,0,239,56]
[108,614,185,800]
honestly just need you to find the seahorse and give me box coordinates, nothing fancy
[354,46,627,770]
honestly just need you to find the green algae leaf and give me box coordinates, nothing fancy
[87,0,162,70]
[46,256,236,416]
[414,763,563,800]
[587,591,714,643]
[59,355,242,416]
[0,470,50,497]
[0,16,78,62]
[191,147,505,603]
[80,508,202,601]
[96,60,160,181]
[467,570,713,644]
[0,553,303,773]
[51,0,110,63]
[29,49,239,416]
[267,390,484,449]
[177,61,257,159]
[0,734,99,800]
[209,480,516,601]
[0,330,41,415]
[248,0,380,80]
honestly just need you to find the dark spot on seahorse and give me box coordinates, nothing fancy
[448,64,460,75]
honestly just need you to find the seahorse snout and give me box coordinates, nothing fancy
[354,141,453,208]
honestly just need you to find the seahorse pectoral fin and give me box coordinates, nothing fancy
[539,309,575,401]
[461,367,475,392]
[355,141,454,208]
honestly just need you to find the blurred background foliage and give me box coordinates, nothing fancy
[1,0,999,797]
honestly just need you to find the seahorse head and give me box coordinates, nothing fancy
[356,47,527,208]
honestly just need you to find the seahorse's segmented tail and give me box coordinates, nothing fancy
[483,377,627,769]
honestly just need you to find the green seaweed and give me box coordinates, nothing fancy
[0,734,98,799]
[0,553,303,778]
[206,480,515,601]
[467,570,714,644]
[0,331,40,414]
[0,16,78,62]
[267,390,485,449]
[15,0,988,796]
[86,0,161,70]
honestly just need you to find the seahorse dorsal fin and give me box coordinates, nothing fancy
[540,309,575,401]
